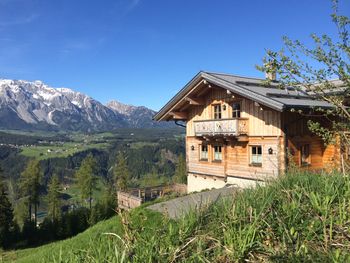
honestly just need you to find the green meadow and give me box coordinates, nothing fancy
[20,141,109,160]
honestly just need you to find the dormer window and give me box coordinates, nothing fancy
[232,102,241,118]
[213,104,222,119]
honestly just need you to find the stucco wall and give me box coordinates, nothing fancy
[187,173,266,193]
[187,173,226,193]
[226,176,265,188]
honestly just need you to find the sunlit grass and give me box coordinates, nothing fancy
[5,171,350,262]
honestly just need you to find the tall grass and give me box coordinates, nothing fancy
[112,171,350,262]
[7,171,350,262]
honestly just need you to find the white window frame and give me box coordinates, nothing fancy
[250,145,262,166]
[213,104,222,119]
[232,101,241,118]
[213,145,222,161]
[200,144,208,161]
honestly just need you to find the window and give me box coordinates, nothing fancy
[232,102,241,118]
[213,145,222,161]
[213,104,222,119]
[200,144,208,160]
[250,146,262,166]
[300,144,310,166]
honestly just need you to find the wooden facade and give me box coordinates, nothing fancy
[186,87,282,137]
[283,111,340,171]
[184,86,339,191]
[155,72,341,192]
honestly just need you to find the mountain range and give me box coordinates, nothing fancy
[0,79,170,131]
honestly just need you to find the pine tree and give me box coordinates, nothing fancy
[0,166,14,248]
[114,152,130,191]
[101,183,116,218]
[19,159,42,225]
[76,154,98,209]
[47,174,61,221]
[147,167,159,187]
[174,154,187,184]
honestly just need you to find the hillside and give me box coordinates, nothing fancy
[0,79,170,131]
[2,209,163,263]
[3,171,350,262]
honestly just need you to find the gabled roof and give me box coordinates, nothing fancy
[154,71,334,121]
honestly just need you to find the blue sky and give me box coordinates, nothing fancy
[0,0,349,110]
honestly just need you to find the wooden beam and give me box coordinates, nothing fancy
[237,135,249,142]
[197,85,212,97]
[185,97,205,106]
[181,103,191,111]
[158,79,205,121]
[169,111,187,120]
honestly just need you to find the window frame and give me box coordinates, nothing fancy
[199,144,209,161]
[300,144,311,166]
[250,145,262,167]
[231,101,241,118]
[213,104,222,120]
[213,145,222,162]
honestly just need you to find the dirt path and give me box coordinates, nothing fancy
[148,187,237,219]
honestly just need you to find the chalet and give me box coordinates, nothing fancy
[154,71,341,193]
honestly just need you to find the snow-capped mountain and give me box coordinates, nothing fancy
[0,79,167,131]
[106,100,165,128]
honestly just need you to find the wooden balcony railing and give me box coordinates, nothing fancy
[193,118,248,137]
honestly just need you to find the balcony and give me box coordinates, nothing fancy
[193,118,249,137]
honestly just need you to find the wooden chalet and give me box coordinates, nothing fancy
[154,71,340,192]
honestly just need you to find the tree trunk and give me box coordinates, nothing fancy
[29,203,32,222]
[34,203,37,227]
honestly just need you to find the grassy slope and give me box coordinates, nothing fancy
[5,171,350,262]
[2,209,162,263]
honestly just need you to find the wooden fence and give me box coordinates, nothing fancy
[117,191,143,210]
[117,183,187,210]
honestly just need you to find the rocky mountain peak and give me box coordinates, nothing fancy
[106,100,139,116]
[0,78,170,131]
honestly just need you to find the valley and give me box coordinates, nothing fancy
[0,127,185,249]
[18,133,111,160]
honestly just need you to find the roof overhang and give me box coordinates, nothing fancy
[154,71,335,122]
[153,71,284,121]
[153,72,206,121]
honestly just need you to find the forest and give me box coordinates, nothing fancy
[0,128,185,249]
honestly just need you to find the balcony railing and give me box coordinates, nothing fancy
[193,118,248,137]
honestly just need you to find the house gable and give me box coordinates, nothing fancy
[185,86,282,137]
[154,71,334,122]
